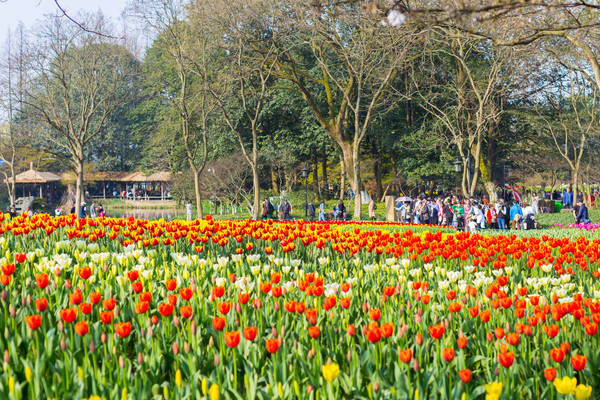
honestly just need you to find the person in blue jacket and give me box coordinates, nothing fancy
[509,202,523,230]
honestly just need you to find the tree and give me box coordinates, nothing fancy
[130,0,214,219]
[203,0,279,220]
[535,73,598,205]
[270,1,417,218]
[23,16,138,217]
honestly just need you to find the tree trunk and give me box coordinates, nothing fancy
[339,158,345,201]
[322,155,328,196]
[75,159,83,218]
[192,165,203,219]
[373,150,383,201]
[352,144,362,220]
[270,166,279,193]
[313,153,320,199]
[572,167,579,207]
[251,165,260,220]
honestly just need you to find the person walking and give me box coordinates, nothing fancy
[90,202,97,219]
[308,200,316,220]
[368,198,376,221]
[319,200,325,221]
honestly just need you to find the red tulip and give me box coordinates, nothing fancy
[457,336,467,349]
[498,351,515,368]
[212,316,226,331]
[571,355,586,371]
[243,326,257,341]
[399,349,412,363]
[369,308,381,321]
[550,348,565,363]
[218,302,231,315]
[225,331,241,348]
[36,273,49,289]
[544,367,556,382]
[179,287,193,300]
[100,311,114,324]
[135,301,149,314]
[127,270,139,281]
[166,279,177,291]
[79,303,92,315]
[115,322,132,338]
[69,289,83,305]
[77,267,92,280]
[381,323,394,338]
[458,369,472,383]
[308,326,320,339]
[265,338,279,354]
[442,348,455,362]
[35,298,48,312]
[26,314,42,330]
[60,307,77,323]
[74,321,88,336]
[179,305,193,319]
[158,302,174,317]
[89,292,101,305]
[346,324,356,337]
[428,324,444,340]
[103,298,116,310]
[238,293,250,304]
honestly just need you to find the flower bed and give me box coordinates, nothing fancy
[0,213,597,399]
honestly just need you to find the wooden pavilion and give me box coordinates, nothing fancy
[9,163,62,199]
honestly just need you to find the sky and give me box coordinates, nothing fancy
[0,0,133,46]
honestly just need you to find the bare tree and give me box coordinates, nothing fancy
[270,1,417,218]
[539,73,598,205]
[203,0,279,220]
[129,0,213,219]
[414,32,511,199]
[22,16,138,217]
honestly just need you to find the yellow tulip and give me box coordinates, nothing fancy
[484,381,502,398]
[25,365,32,382]
[175,369,182,388]
[321,363,340,382]
[121,387,127,400]
[575,384,592,400]
[209,383,220,400]
[201,378,208,395]
[554,376,577,395]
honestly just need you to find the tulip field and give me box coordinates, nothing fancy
[1,213,600,399]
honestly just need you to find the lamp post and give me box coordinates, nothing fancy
[301,163,309,217]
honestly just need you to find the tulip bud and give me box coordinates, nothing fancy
[494,367,499,376]
[191,321,197,335]
[307,385,313,394]
[415,314,421,323]
[60,337,67,350]
[119,355,125,369]
[138,352,144,364]
[444,320,449,329]
[347,351,352,361]
[184,341,190,353]
[373,382,380,392]
[51,281,56,289]
[65,280,71,289]
[412,358,419,371]
[112,346,117,355]
[272,327,277,337]
[9,305,15,318]
[407,301,411,309]
[172,342,179,355]
[173,316,180,327]
[21,297,25,307]
[58,321,64,332]
[4,349,10,364]
[214,354,219,366]
[362,302,369,313]
[89,340,95,353]
[208,336,214,347]
[1,290,6,302]
[505,322,510,332]
[147,327,153,337]
[115,306,120,316]
[140,328,145,338]
[274,301,279,311]
[235,318,240,326]
[101,332,107,343]
[235,303,241,313]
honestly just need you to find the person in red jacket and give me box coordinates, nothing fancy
[486,204,498,229]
